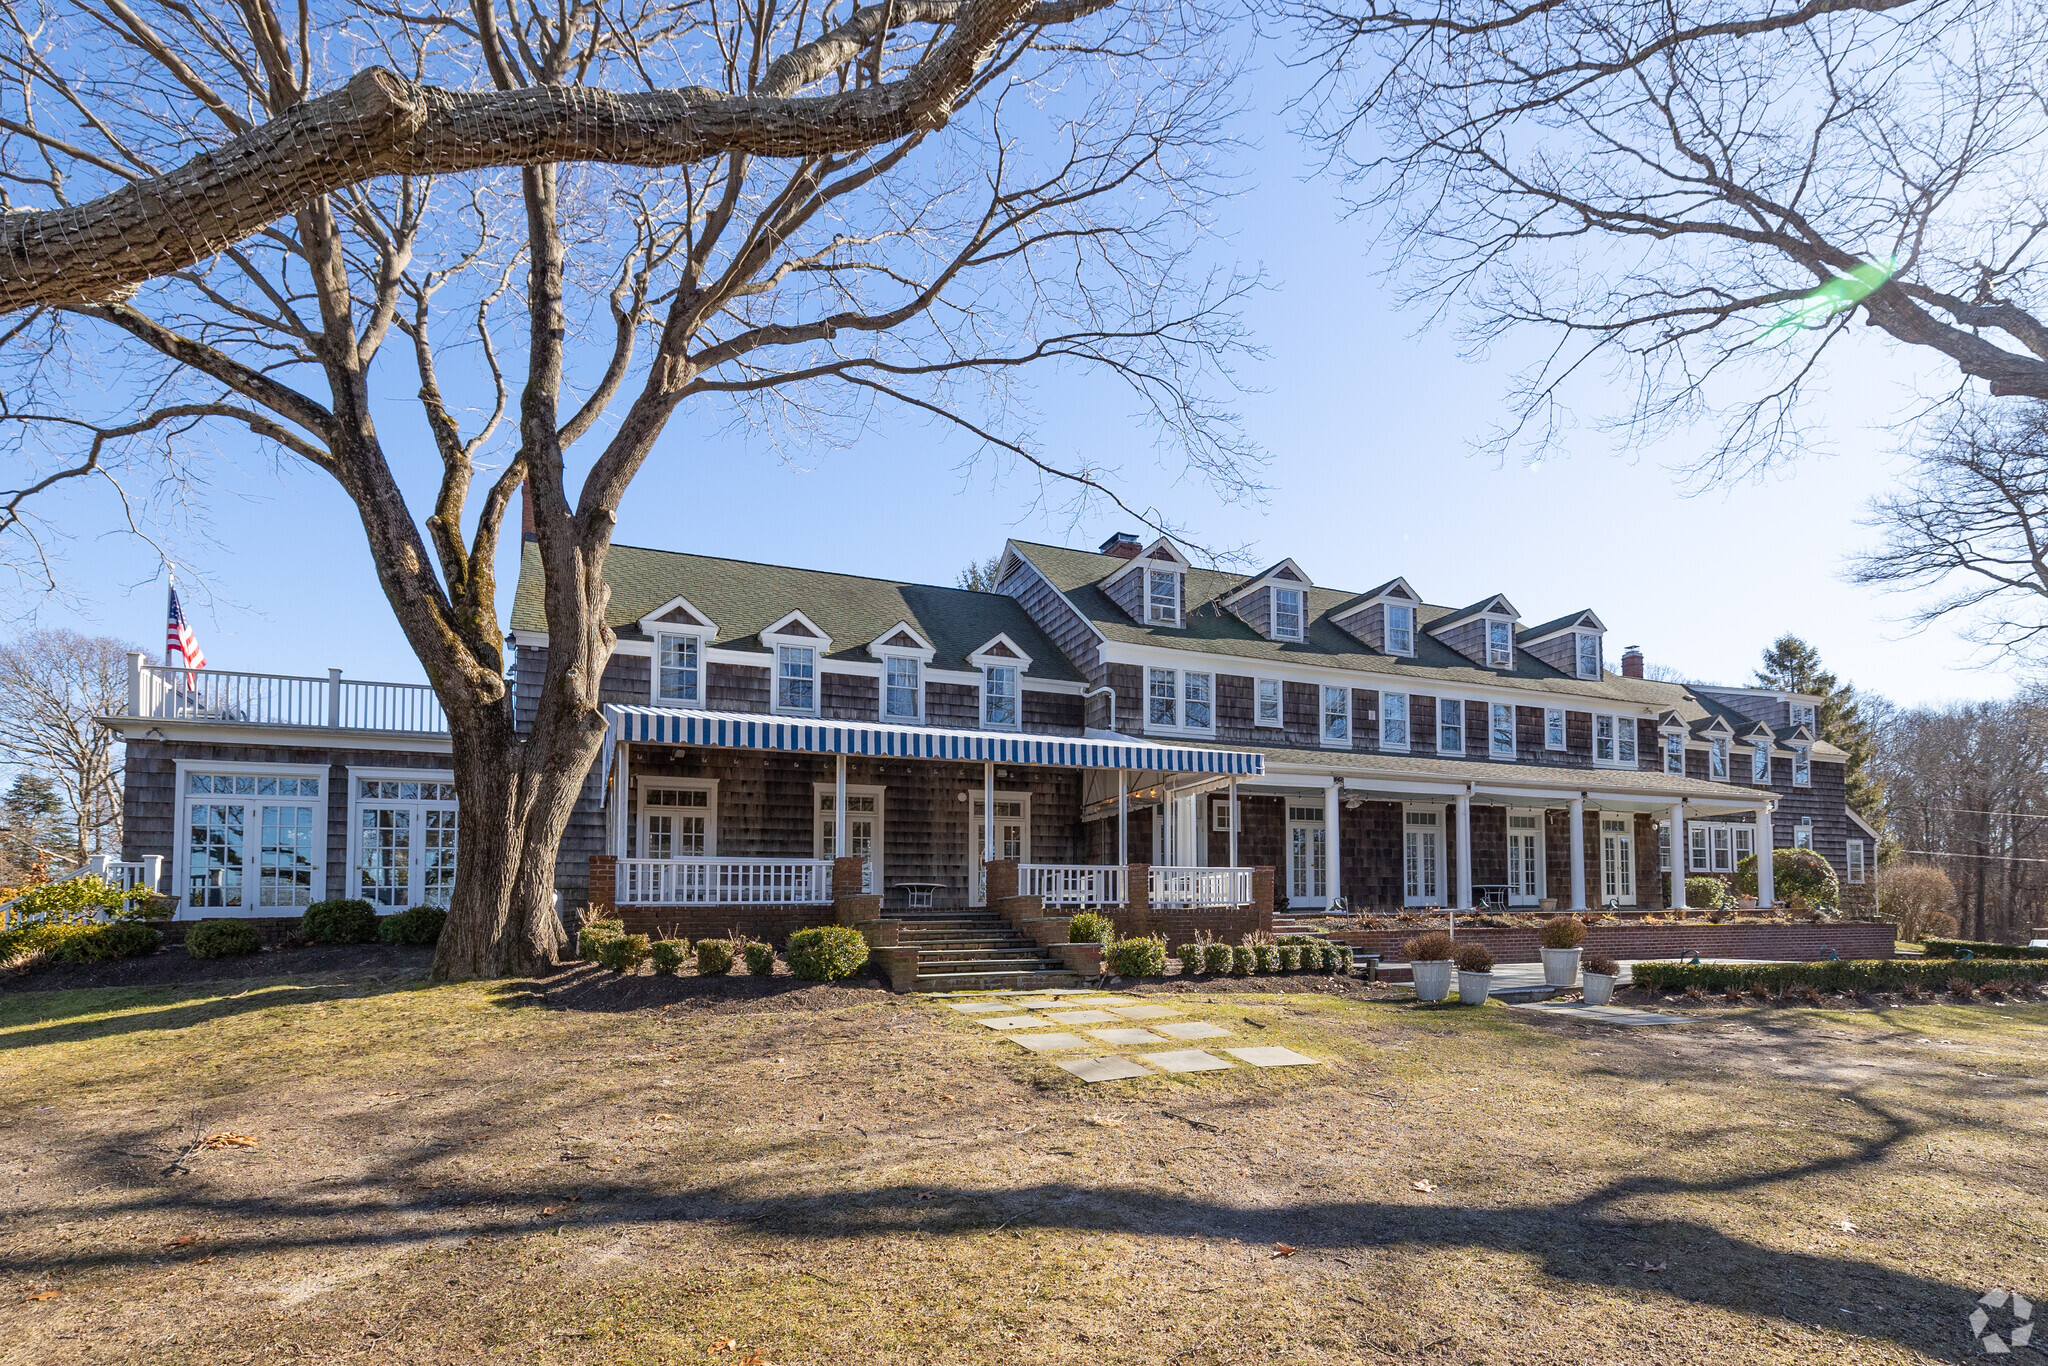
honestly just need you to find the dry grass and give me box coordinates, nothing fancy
[3,959,2046,1364]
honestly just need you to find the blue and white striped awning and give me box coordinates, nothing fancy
[603,704,1262,776]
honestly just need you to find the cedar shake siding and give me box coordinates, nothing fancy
[1231,586,1273,638]
[1522,632,1577,675]
[823,672,878,721]
[1330,601,1385,651]
[997,559,1104,685]
[1433,617,1491,668]
[1022,689,1085,735]
[1102,565,1146,622]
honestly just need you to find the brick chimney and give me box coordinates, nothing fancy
[1621,645,1644,679]
[1098,531,1142,560]
[520,478,537,543]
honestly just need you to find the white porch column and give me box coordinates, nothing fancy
[1568,796,1587,911]
[1324,779,1343,908]
[834,754,848,858]
[1757,804,1776,908]
[1668,802,1687,910]
[125,650,144,716]
[1116,768,1128,864]
[1455,789,1474,910]
[983,760,996,859]
[1228,777,1239,868]
[611,742,631,857]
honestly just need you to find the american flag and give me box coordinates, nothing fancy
[166,587,206,679]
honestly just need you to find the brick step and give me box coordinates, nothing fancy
[914,969,1083,992]
[894,927,1033,940]
[916,945,1048,961]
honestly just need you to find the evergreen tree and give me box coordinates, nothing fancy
[0,772,65,881]
[1753,636,1882,819]
[956,556,1004,593]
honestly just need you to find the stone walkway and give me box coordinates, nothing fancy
[939,989,1322,1082]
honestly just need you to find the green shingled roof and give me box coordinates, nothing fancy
[510,542,1085,683]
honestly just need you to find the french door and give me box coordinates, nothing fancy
[1286,804,1327,906]
[1404,808,1442,907]
[818,789,883,894]
[1506,810,1543,906]
[968,793,1027,905]
[1600,816,1637,907]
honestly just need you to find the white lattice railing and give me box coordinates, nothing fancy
[1021,863,1128,908]
[615,857,834,906]
[1149,865,1255,910]
[128,659,448,735]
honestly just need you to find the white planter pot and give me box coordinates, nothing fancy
[1411,959,1454,1003]
[1457,969,1493,1006]
[1541,946,1582,988]
[1582,971,1616,1007]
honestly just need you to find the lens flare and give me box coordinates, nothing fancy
[1763,257,1899,339]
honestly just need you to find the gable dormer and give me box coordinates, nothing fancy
[868,621,937,723]
[1738,719,1777,783]
[762,610,832,716]
[1331,577,1420,656]
[1222,559,1313,642]
[969,634,1032,730]
[1519,610,1607,679]
[1100,536,1189,628]
[1429,594,1521,670]
[866,621,936,664]
[1693,712,1738,780]
[638,596,720,706]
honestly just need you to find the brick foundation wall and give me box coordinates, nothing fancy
[586,853,832,943]
[1103,862,1274,946]
[1326,919,1897,964]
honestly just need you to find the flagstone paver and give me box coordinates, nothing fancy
[1140,1049,1234,1074]
[950,1001,1024,1014]
[1056,998,1127,1006]
[1106,1004,1182,1021]
[1224,1046,1320,1068]
[1085,1027,1170,1045]
[1055,1056,1155,1083]
[1152,1021,1235,1041]
[1045,1010,1120,1024]
[977,1015,1063,1031]
[1011,1032,1092,1053]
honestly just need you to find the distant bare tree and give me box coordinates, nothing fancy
[0,631,135,864]
[957,555,1005,592]
[1283,0,2048,476]
[1873,863,1958,943]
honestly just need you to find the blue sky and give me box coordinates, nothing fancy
[10,55,2007,710]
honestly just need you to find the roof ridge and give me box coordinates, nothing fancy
[599,540,1003,598]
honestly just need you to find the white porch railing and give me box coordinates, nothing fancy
[127,657,448,735]
[1021,863,1128,908]
[1149,865,1254,910]
[615,857,833,906]
[0,855,165,928]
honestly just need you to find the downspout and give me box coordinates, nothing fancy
[1084,684,1117,733]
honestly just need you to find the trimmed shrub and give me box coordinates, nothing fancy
[649,939,688,975]
[378,905,446,946]
[1204,941,1235,975]
[1231,944,1255,976]
[1278,945,1301,972]
[1315,942,1338,973]
[577,918,626,961]
[597,933,650,973]
[1454,942,1494,973]
[744,941,776,976]
[1176,943,1204,976]
[1404,930,1456,963]
[1925,938,2048,961]
[0,921,85,962]
[1583,952,1621,977]
[1733,848,1839,907]
[1631,957,2048,996]
[53,922,161,963]
[788,925,868,981]
[185,919,263,959]
[1538,916,1587,950]
[1068,912,1115,945]
[1253,944,1279,974]
[695,938,736,976]
[1335,945,1355,974]
[1107,936,1167,978]
[2,873,133,926]
[1685,876,1728,910]
[300,898,377,945]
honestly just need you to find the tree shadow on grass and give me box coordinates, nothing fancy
[487,963,890,1015]
[0,977,421,1052]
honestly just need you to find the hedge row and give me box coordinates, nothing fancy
[0,920,162,964]
[1632,957,2048,994]
[1923,938,2048,961]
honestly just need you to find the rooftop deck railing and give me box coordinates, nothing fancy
[126,656,448,734]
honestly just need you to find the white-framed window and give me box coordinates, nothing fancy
[1147,568,1181,626]
[1212,797,1234,832]
[1735,826,1755,865]
[1144,667,1212,732]
[1377,692,1405,750]
[1273,588,1304,641]
[1487,619,1513,668]
[1575,633,1602,679]
[1323,685,1351,745]
[1437,698,1463,754]
[1709,737,1729,781]
[181,765,329,912]
[884,656,921,721]
[350,770,459,909]
[1148,668,1177,727]
[1793,744,1811,786]
[776,644,817,714]
[1386,604,1415,656]
[1789,702,1816,730]
[1752,743,1771,783]
[1658,821,1671,873]
[1255,677,1283,728]
[1184,671,1213,731]
[1592,713,1637,765]
[1490,703,1515,758]
[638,781,716,859]
[1665,733,1685,775]
[655,631,702,704]
[983,664,1019,729]
[1684,821,1756,874]
[1793,820,1813,850]
[1846,839,1865,883]
[1545,708,1566,751]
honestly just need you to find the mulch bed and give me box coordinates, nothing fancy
[0,942,437,993]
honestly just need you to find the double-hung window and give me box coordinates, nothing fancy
[1490,703,1515,758]
[1255,677,1283,728]
[1323,686,1351,744]
[1751,743,1771,783]
[1147,668,1213,732]
[1386,604,1415,655]
[1617,720,1636,765]
[656,632,700,703]
[1273,588,1304,641]
[1709,737,1729,781]
[1846,839,1866,883]
[1793,820,1814,850]
[1377,692,1406,750]
[884,656,921,721]
[1591,713,1637,765]
[983,665,1019,729]
[1594,714,1616,763]
[1545,708,1566,751]
[1437,698,1463,754]
[1793,744,1811,786]
[1148,668,1177,727]
[1147,569,1181,626]
[1487,620,1513,668]
[1183,671,1213,730]
[1789,702,1816,730]
[1576,633,1601,678]
[776,645,816,714]
[1665,734,1685,775]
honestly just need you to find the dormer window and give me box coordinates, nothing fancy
[1147,568,1181,626]
[1793,744,1811,786]
[1789,702,1816,730]
[1709,737,1729,781]
[884,656,921,721]
[1752,743,1771,783]
[1665,733,1684,775]
[656,632,701,704]
[776,645,817,714]
[1576,633,1602,679]
[1487,620,1513,668]
[1273,587,1304,640]
[1386,604,1415,655]
[983,665,1019,729]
